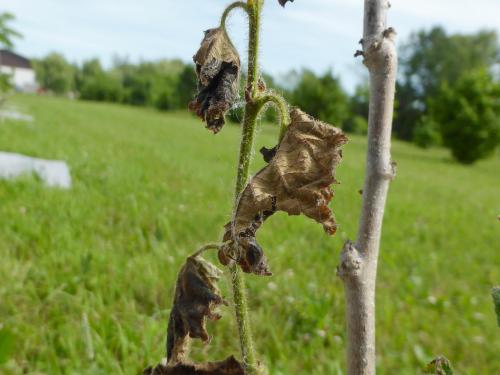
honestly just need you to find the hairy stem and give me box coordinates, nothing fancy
[220,1,249,30]
[190,243,223,258]
[246,1,261,97]
[229,1,264,374]
[256,93,290,140]
[337,1,397,374]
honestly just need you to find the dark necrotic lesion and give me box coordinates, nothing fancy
[191,62,239,133]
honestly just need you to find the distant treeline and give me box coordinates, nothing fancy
[32,26,500,163]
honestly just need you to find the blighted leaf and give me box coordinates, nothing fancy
[424,356,454,375]
[144,356,244,375]
[221,108,348,275]
[493,286,500,327]
[166,256,226,363]
[189,28,240,134]
[278,0,294,6]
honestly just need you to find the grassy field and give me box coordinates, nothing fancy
[0,95,499,374]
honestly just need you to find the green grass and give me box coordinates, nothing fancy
[0,95,499,374]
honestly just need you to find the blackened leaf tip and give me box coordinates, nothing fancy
[278,0,294,7]
[190,28,240,134]
[260,145,278,163]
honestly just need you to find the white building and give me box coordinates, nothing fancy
[0,50,38,93]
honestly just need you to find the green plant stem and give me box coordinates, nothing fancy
[246,1,261,98]
[256,93,290,140]
[190,243,223,258]
[220,1,249,30]
[228,1,264,374]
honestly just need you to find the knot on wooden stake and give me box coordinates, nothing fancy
[337,241,363,280]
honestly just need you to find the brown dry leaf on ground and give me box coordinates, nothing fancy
[143,356,244,375]
[220,108,348,275]
[166,256,226,363]
[189,28,240,134]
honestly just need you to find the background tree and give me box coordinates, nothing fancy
[412,115,441,149]
[343,83,369,134]
[0,13,22,99]
[77,58,123,102]
[429,69,500,163]
[0,13,21,49]
[395,27,499,141]
[33,53,76,94]
[290,69,349,127]
[175,64,197,110]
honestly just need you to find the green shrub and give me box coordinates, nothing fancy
[33,53,75,94]
[413,116,441,148]
[343,115,368,135]
[430,70,500,163]
[291,69,349,126]
[79,74,123,102]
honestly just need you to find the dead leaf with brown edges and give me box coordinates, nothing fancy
[220,108,348,275]
[166,256,227,363]
[143,356,244,375]
[189,28,240,134]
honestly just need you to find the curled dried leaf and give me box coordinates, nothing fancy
[166,256,226,363]
[220,108,348,275]
[189,28,240,134]
[278,0,294,6]
[144,356,244,375]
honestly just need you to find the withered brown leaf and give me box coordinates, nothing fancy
[189,28,240,134]
[278,0,294,6]
[143,356,244,375]
[166,256,226,363]
[221,108,348,275]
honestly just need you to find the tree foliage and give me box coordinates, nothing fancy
[344,84,369,135]
[76,59,123,102]
[33,53,75,94]
[290,69,349,127]
[0,13,21,49]
[430,70,500,163]
[395,27,499,141]
[0,13,22,96]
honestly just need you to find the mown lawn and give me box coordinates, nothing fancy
[0,95,499,374]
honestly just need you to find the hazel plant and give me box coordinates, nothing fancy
[145,1,347,374]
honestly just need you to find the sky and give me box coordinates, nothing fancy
[1,0,499,92]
